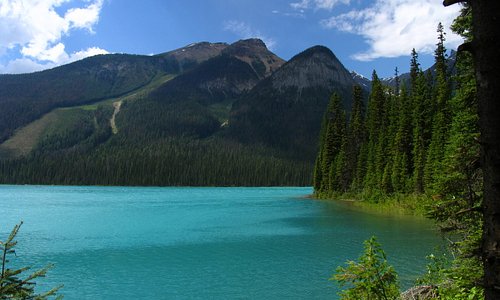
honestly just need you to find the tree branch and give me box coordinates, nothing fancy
[443,0,468,7]
[458,42,474,53]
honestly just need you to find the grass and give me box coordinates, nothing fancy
[0,73,177,159]
[316,191,432,217]
[43,109,93,136]
[0,110,60,158]
[75,73,176,111]
[77,100,114,111]
[208,99,234,122]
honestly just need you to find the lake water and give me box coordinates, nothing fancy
[0,185,441,299]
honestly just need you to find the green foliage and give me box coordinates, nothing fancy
[423,6,483,298]
[0,222,62,299]
[313,13,482,298]
[333,236,400,300]
[0,136,312,186]
[312,24,461,198]
[0,88,314,186]
[0,42,355,187]
[417,252,451,287]
[0,54,173,143]
[417,252,484,300]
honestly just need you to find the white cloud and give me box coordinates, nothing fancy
[291,0,310,10]
[290,0,350,11]
[0,0,106,74]
[223,20,277,51]
[0,46,108,74]
[65,0,103,32]
[70,46,108,61]
[320,0,463,61]
[0,58,57,74]
[271,9,306,18]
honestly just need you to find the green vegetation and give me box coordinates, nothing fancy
[1,222,62,299]
[1,41,353,186]
[333,236,400,300]
[0,54,170,143]
[325,7,483,299]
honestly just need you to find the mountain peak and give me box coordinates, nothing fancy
[270,45,354,91]
[294,45,335,59]
[156,42,229,72]
[222,38,285,78]
[223,39,269,57]
[158,41,229,57]
[231,38,267,48]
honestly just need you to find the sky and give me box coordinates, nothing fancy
[0,0,463,78]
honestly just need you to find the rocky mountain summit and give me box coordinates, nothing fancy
[271,46,354,92]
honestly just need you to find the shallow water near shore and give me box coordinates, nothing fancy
[1,185,441,299]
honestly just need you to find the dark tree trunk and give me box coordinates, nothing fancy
[473,1,500,298]
[444,1,500,298]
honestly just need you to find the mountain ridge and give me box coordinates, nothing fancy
[0,39,365,186]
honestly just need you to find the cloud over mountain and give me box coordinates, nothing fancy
[0,0,108,74]
[320,0,462,61]
[223,20,277,50]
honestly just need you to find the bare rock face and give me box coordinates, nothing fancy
[149,39,285,105]
[271,46,354,92]
[156,42,229,73]
[222,39,285,78]
[228,45,357,160]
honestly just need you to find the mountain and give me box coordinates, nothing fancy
[351,71,372,91]
[155,41,229,72]
[0,40,359,186]
[115,39,285,141]
[0,42,227,143]
[228,45,356,160]
[148,39,285,106]
[381,50,457,88]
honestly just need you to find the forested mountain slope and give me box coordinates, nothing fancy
[0,40,359,186]
[0,42,227,143]
[228,46,356,161]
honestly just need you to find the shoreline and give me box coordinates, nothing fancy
[310,193,431,218]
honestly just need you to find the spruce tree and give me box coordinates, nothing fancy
[411,61,433,193]
[426,5,485,297]
[409,48,420,95]
[0,222,63,299]
[319,93,346,193]
[425,22,452,191]
[390,85,413,192]
[345,85,367,192]
[364,71,388,192]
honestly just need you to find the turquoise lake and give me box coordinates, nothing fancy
[0,185,442,299]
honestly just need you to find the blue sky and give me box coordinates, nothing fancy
[0,0,462,78]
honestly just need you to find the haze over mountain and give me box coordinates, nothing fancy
[0,39,370,186]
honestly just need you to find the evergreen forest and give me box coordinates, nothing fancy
[316,6,484,298]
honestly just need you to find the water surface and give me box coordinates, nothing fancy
[0,185,441,299]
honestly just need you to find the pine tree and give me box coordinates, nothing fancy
[318,93,346,193]
[394,67,400,97]
[426,5,484,297]
[390,85,413,192]
[364,71,388,192]
[333,236,400,300]
[425,22,452,191]
[409,48,420,95]
[411,62,433,193]
[343,85,366,192]
[0,222,63,299]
